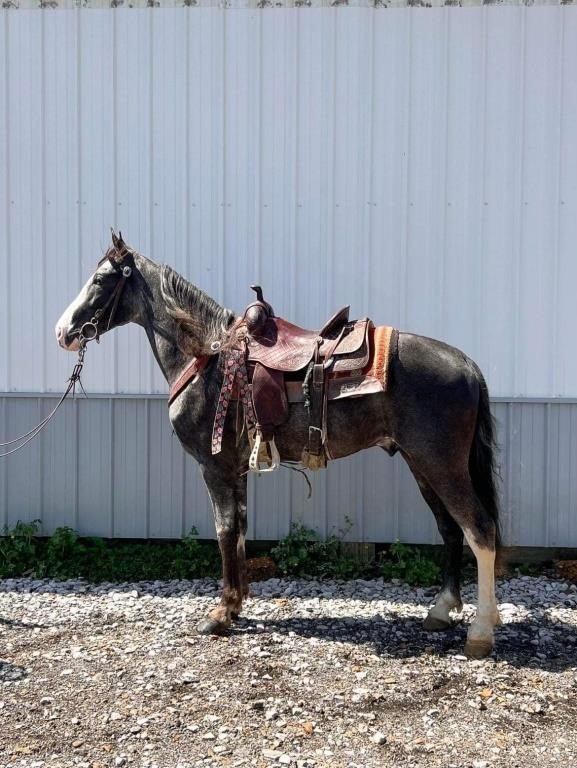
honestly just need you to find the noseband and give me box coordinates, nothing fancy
[80,253,132,344]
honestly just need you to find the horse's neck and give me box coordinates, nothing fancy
[136,256,220,387]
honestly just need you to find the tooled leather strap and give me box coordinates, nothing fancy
[168,355,210,405]
[211,347,257,455]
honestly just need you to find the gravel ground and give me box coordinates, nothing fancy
[1,574,577,768]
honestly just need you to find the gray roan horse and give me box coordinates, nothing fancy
[56,232,501,659]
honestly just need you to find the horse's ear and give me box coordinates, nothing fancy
[111,228,127,253]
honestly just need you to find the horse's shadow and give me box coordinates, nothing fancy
[232,610,577,672]
[0,659,28,682]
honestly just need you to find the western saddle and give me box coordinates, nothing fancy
[210,286,395,473]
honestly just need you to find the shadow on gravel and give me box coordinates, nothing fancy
[0,660,28,682]
[0,616,46,630]
[234,612,577,673]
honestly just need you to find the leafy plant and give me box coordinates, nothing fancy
[379,541,441,586]
[270,520,368,580]
[0,519,42,578]
[0,521,220,581]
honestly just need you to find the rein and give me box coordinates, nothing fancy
[0,340,89,458]
[0,255,131,458]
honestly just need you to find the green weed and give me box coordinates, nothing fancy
[379,541,441,586]
[270,520,369,580]
[0,522,220,581]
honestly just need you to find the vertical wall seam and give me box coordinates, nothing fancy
[109,397,115,536]
[40,14,47,393]
[145,398,150,538]
[439,7,450,337]
[111,11,119,395]
[148,11,155,392]
[74,398,79,531]
[552,8,565,398]
[219,9,226,303]
[478,8,489,361]
[181,440,187,537]
[544,402,551,546]
[1,400,6,527]
[400,12,412,329]
[255,12,263,283]
[76,11,83,308]
[184,11,190,286]
[513,8,527,397]
[3,16,11,392]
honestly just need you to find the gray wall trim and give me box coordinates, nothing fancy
[1,396,576,547]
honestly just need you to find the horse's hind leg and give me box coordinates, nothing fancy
[422,467,500,658]
[408,467,464,631]
[196,468,246,635]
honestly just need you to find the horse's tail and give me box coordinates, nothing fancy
[469,368,502,553]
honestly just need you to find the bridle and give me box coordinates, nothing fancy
[0,251,133,457]
[79,251,133,344]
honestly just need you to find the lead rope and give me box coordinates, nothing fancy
[0,340,89,458]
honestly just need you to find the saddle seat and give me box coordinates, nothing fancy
[246,306,351,372]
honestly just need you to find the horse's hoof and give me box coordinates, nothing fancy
[196,617,230,636]
[464,638,494,659]
[231,611,241,622]
[423,614,452,632]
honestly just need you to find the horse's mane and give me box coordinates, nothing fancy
[160,265,235,355]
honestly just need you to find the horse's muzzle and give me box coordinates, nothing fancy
[55,324,80,352]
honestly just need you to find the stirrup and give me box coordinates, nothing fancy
[249,433,280,473]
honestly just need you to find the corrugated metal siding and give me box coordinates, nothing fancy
[2,397,577,547]
[1,7,577,544]
[0,8,576,398]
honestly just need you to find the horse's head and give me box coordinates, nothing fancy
[56,230,138,351]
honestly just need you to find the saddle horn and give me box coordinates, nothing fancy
[244,285,275,337]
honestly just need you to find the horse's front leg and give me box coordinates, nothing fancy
[235,475,249,608]
[196,468,245,635]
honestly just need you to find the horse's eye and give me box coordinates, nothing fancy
[92,274,104,286]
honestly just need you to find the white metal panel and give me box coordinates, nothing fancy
[2,7,577,399]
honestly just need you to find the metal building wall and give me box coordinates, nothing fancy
[1,7,576,544]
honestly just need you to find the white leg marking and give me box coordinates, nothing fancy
[464,529,500,650]
[427,588,462,624]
